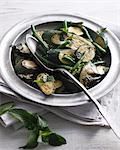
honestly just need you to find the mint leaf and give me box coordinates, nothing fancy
[0,102,67,149]
[41,130,52,144]
[60,20,68,33]
[48,133,66,146]
[19,128,39,149]
[47,75,55,82]
[41,131,66,146]
[0,102,14,116]
[36,115,48,130]
[9,109,37,130]
[33,79,44,84]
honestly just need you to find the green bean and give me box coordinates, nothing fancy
[82,26,106,53]
[72,63,85,75]
[47,49,61,54]
[71,53,85,72]
[36,52,72,70]
[60,20,68,33]
[82,26,93,42]
[31,25,49,51]
[62,55,76,65]
[57,40,70,48]
[93,60,105,65]
[93,42,106,53]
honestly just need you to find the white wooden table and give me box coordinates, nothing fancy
[0,0,120,149]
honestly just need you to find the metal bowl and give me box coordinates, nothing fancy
[0,14,120,106]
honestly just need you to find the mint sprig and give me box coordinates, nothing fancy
[0,102,66,149]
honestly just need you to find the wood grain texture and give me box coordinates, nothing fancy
[0,0,120,149]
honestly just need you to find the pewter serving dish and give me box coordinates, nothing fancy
[0,14,120,106]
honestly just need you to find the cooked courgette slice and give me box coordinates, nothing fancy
[58,49,75,64]
[16,43,30,54]
[42,30,61,45]
[96,66,109,75]
[36,30,44,37]
[36,73,63,95]
[77,44,95,62]
[79,62,108,86]
[68,34,94,50]
[54,80,63,89]
[51,34,61,45]
[95,36,106,49]
[36,73,49,83]
[68,26,83,35]
[36,73,55,95]
[40,82,55,95]
[22,60,37,69]
[15,59,38,74]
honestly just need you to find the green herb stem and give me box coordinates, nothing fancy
[82,26,93,42]
[93,42,106,53]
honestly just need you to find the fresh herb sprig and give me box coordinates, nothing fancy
[0,102,66,149]
[60,20,68,33]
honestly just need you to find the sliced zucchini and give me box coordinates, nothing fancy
[68,34,94,50]
[16,43,30,54]
[40,82,55,95]
[54,80,63,89]
[42,30,61,45]
[36,73,62,95]
[36,73,49,83]
[14,59,37,74]
[22,60,37,69]
[96,66,109,75]
[79,62,107,86]
[79,62,97,85]
[51,34,61,45]
[36,73,55,95]
[77,44,95,62]
[36,30,44,37]
[96,28,108,49]
[95,36,106,49]
[58,49,75,64]
[68,26,83,35]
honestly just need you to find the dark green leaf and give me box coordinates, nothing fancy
[0,102,15,116]
[19,129,39,149]
[96,28,108,49]
[47,48,61,54]
[60,20,68,33]
[70,54,85,73]
[71,63,85,75]
[47,75,55,82]
[35,51,72,70]
[31,25,49,55]
[93,42,106,53]
[41,130,52,144]
[0,101,67,149]
[9,109,37,130]
[97,28,107,37]
[36,115,49,130]
[42,131,66,146]
[42,30,61,45]
[62,55,76,65]
[49,133,66,146]
[82,26,93,42]
[57,40,70,48]
[34,79,44,84]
